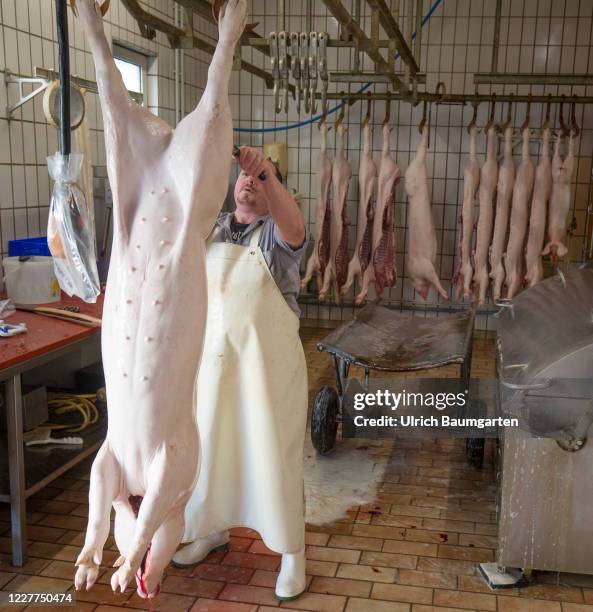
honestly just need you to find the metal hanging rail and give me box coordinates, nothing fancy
[319,91,593,105]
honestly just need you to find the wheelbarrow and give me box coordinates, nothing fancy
[311,304,485,467]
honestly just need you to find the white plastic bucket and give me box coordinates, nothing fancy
[3,257,61,304]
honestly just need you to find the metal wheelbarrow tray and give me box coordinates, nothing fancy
[313,304,482,466]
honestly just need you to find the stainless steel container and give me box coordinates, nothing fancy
[496,266,593,575]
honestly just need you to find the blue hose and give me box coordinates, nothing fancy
[234,0,443,133]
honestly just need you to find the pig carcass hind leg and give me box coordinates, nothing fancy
[110,444,196,594]
[74,442,121,591]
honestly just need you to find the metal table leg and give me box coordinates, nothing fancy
[6,374,27,566]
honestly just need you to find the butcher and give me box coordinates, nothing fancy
[72,0,247,600]
[173,146,309,602]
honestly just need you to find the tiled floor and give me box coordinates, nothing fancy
[1,326,592,611]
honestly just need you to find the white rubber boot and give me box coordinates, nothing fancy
[171,530,229,568]
[275,547,306,601]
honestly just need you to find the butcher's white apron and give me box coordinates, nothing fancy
[182,225,308,553]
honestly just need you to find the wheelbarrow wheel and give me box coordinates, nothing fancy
[311,386,339,455]
[466,437,485,468]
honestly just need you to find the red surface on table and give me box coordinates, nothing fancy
[0,291,104,371]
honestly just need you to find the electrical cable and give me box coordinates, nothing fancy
[46,392,100,433]
[234,0,443,133]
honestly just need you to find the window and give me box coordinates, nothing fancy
[112,43,149,104]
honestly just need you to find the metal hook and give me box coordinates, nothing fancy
[435,82,447,103]
[485,93,496,131]
[419,100,428,134]
[520,94,531,133]
[542,93,552,131]
[559,94,569,137]
[502,93,513,130]
[467,101,478,134]
[570,96,580,137]
[335,92,346,128]
[383,92,391,126]
[362,92,372,128]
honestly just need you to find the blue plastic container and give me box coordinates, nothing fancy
[8,236,52,257]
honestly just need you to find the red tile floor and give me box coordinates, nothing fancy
[1,327,592,611]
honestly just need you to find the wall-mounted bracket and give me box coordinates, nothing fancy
[4,70,49,120]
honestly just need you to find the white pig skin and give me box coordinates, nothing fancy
[73,0,246,598]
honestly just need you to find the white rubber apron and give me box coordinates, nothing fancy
[183,226,308,553]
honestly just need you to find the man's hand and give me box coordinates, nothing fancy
[237,146,275,182]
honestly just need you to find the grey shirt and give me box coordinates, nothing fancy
[211,212,306,317]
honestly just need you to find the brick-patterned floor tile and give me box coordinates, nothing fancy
[26,542,79,563]
[397,569,457,590]
[229,528,259,539]
[497,595,562,611]
[411,606,469,612]
[25,526,67,544]
[55,531,86,547]
[351,524,406,540]
[279,591,347,611]
[0,555,51,576]
[126,591,197,611]
[217,584,277,606]
[68,504,89,518]
[584,591,593,604]
[372,512,424,530]
[517,584,584,603]
[229,537,254,552]
[25,602,96,612]
[248,540,281,556]
[433,588,497,610]
[328,534,385,551]
[416,557,478,576]
[37,515,88,531]
[388,505,441,519]
[335,563,396,584]
[160,575,224,599]
[306,547,360,564]
[383,540,438,558]
[74,583,132,606]
[421,518,475,534]
[345,597,410,611]
[359,551,417,570]
[192,563,254,584]
[0,571,16,588]
[437,544,494,563]
[458,533,498,548]
[404,529,458,545]
[561,605,593,612]
[306,560,338,577]
[221,552,280,571]
[190,598,257,611]
[3,574,71,594]
[305,532,330,546]
[39,560,91,581]
[371,583,433,605]
[457,574,517,594]
[249,569,278,588]
[309,575,371,597]
[190,599,261,612]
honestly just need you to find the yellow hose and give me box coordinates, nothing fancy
[47,393,100,433]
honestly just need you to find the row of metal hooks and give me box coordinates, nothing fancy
[466,94,581,137]
[318,91,582,137]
